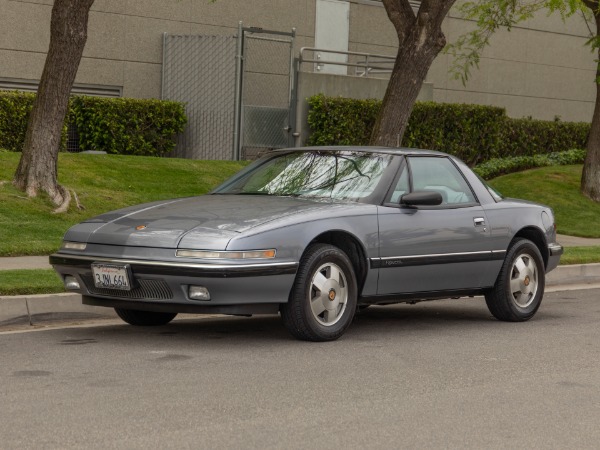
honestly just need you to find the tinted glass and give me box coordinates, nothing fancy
[215,151,393,201]
[389,165,410,203]
[408,156,477,205]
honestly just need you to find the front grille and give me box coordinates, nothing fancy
[82,276,173,300]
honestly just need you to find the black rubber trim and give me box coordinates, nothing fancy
[359,288,486,305]
[82,296,280,315]
[370,250,505,269]
[50,254,298,278]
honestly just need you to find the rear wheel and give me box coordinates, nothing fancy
[485,238,545,322]
[281,244,357,341]
[114,308,177,326]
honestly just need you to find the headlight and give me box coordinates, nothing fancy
[62,241,87,251]
[176,249,276,259]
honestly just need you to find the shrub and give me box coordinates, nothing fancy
[306,94,591,166]
[403,102,504,165]
[308,95,503,165]
[0,91,67,152]
[307,94,380,146]
[499,118,589,157]
[71,96,187,156]
[473,148,587,180]
[0,91,34,152]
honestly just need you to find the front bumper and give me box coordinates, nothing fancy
[546,243,564,273]
[50,253,298,314]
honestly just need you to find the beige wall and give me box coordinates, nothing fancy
[0,0,595,122]
[347,0,595,122]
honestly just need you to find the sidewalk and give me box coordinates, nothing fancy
[0,256,50,271]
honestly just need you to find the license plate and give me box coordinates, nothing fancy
[91,263,131,291]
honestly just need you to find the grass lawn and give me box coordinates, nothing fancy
[0,151,246,256]
[489,165,600,238]
[0,269,64,296]
[561,246,600,265]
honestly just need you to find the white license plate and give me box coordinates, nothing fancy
[91,264,131,291]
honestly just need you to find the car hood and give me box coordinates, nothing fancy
[69,195,339,249]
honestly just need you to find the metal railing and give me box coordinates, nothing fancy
[298,47,395,77]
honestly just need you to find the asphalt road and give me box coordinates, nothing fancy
[1,288,599,449]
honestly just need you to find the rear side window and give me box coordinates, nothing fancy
[407,157,477,206]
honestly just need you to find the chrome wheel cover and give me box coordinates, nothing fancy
[509,253,539,308]
[309,262,348,326]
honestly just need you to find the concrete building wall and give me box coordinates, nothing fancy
[0,0,595,122]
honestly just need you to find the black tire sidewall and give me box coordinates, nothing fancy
[284,243,358,341]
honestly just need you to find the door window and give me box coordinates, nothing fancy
[407,157,477,206]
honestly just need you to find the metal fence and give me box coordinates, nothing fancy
[162,34,237,160]
[238,27,295,159]
[162,25,295,160]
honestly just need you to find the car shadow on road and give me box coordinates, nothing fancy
[40,297,558,346]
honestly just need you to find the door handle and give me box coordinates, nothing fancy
[474,217,485,226]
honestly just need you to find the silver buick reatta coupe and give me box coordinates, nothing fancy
[51,147,563,341]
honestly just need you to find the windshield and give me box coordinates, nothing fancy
[214,151,393,201]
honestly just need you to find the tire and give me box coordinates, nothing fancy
[485,238,545,322]
[281,243,358,341]
[114,308,177,326]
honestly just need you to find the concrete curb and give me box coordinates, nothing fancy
[0,293,116,328]
[1,264,599,329]
[546,263,600,286]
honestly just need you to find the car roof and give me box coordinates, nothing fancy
[272,146,451,158]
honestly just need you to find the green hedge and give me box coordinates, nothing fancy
[0,92,34,152]
[498,118,589,157]
[0,91,186,156]
[307,94,590,166]
[473,148,586,180]
[403,102,504,165]
[0,91,67,152]
[307,94,381,146]
[71,96,186,156]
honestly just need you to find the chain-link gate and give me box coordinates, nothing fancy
[236,26,296,160]
[161,25,295,160]
[162,34,237,160]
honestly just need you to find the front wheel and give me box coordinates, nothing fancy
[115,308,177,326]
[485,238,545,322]
[281,244,357,341]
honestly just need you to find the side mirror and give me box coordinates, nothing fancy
[400,190,443,206]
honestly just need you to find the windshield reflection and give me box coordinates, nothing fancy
[215,151,392,201]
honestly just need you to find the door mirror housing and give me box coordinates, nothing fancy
[400,191,443,206]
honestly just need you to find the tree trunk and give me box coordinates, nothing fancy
[581,12,600,202]
[13,0,95,212]
[370,0,455,147]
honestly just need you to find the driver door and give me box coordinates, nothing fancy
[376,156,494,295]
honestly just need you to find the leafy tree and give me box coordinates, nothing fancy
[13,0,95,212]
[370,0,458,147]
[445,0,600,202]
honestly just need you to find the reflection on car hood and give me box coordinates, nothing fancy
[79,195,339,249]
